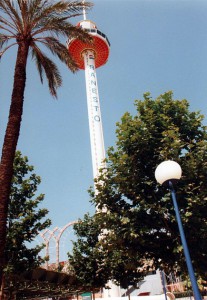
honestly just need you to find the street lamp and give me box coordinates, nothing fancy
[155,160,202,300]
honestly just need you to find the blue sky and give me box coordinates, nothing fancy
[1,0,207,260]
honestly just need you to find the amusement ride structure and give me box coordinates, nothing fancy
[67,7,110,182]
[39,221,77,269]
[67,8,122,299]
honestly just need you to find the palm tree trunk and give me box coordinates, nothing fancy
[0,41,29,299]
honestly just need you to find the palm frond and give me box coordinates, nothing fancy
[0,0,93,94]
[17,0,29,33]
[35,36,79,72]
[32,19,92,46]
[0,16,17,34]
[63,1,93,17]
[27,0,47,22]
[17,0,28,17]
[0,17,17,53]
[28,1,92,33]
[0,33,9,49]
[31,42,62,98]
[28,1,71,30]
[0,0,23,33]
[0,41,17,56]
[31,46,43,83]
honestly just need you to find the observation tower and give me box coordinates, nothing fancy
[67,11,120,298]
[67,15,110,181]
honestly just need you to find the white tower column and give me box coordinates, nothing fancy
[83,49,106,180]
[68,18,120,298]
[84,50,122,297]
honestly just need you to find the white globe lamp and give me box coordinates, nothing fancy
[155,160,182,185]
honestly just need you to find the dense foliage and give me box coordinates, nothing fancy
[5,151,51,274]
[68,214,110,289]
[69,92,207,288]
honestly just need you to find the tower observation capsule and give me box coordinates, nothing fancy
[67,20,110,181]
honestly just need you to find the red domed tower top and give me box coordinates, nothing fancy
[67,20,110,70]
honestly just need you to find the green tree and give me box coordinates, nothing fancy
[0,0,92,291]
[5,151,51,274]
[70,91,207,287]
[68,213,111,291]
[70,212,153,289]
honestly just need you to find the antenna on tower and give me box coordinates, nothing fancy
[82,0,86,20]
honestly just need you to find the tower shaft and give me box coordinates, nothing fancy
[83,49,106,180]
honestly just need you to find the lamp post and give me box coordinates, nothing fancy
[155,161,202,300]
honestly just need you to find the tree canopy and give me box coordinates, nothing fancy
[68,213,111,290]
[5,151,51,274]
[69,91,207,288]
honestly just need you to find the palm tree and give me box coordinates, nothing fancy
[0,0,92,295]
